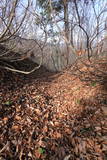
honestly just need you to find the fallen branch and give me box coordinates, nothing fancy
[0,57,42,74]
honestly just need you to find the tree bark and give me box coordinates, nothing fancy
[63,0,70,65]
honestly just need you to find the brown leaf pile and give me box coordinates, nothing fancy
[0,67,107,160]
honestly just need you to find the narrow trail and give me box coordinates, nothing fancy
[0,68,107,160]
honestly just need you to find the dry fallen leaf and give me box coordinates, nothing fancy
[74,146,79,155]
[102,107,107,116]
[34,149,41,159]
[54,132,62,139]
[43,126,48,133]
[65,128,72,134]
[95,126,101,132]
[15,115,21,121]
[3,117,8,122]
[64,155,71,160]
[54,121,60,127]
[34,109,41,115]
[44,112,49,118]
[12,125,20,131]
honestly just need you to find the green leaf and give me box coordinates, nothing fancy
[80,127,93,134]
[5,101,12,106]
[75,87,80,91]
[75,99,80,104]
[38,147,45,154]
[91,82,96,87]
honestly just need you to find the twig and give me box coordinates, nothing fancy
[0,141,9,153]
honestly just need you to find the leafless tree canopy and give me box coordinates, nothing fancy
[0,0,107,78]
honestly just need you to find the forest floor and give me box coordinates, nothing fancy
[0,61,107,160]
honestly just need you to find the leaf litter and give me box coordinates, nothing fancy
[0,67,107,160]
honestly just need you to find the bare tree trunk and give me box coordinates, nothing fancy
[70,24,74,47]
[63,0,69,65]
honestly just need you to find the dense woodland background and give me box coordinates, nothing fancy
[0,0,107,73]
